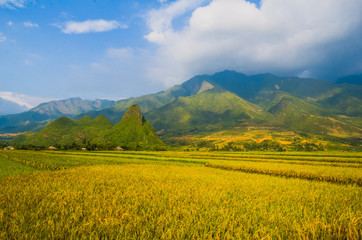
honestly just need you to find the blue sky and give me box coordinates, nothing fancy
[0,0,361,106]
[0,0,165,100]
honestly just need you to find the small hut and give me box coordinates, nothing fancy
[115,147,124,151]
[81,148,87,151]
[48,146,56,151]
[4,146,15,150]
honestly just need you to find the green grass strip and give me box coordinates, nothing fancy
[0,156,39,179]
[205,161,362,186]
[49,151,362,168]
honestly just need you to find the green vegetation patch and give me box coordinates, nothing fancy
[0,155,39,178]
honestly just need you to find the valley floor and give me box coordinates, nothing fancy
[0,150,361,239]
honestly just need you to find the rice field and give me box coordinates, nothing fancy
[0,155,39,178]
[0,150,361,239]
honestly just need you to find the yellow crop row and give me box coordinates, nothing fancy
[1,164,361,239]
[205,161,362,186]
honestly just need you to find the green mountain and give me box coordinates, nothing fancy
[204,71,362,116]
[4,70,362,150]
[12,105,165,150]
[263,92,361,137]
[140,71,360,149]
[74,75,219,124]
[145,87,271,137]
[106,105,165,150]
[144,85,361,144]
[84,70,362,123]
[0,98,114,134]
[12,115,113,147]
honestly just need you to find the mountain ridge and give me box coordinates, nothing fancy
[2,70,362,150]
[12,104,165,150]
[0,98,114,133]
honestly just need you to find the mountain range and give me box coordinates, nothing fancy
[2,70,362,150]
[12,104,165,150]
[0,98,114,133]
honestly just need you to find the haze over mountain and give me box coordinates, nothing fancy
[0,97,28,115]
[0,98,114,133]
[31,98,114,117]
[0,91,54,115]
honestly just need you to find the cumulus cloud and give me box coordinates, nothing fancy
[145,0,209,43]
[0,92,55,109]
[24,21,39,28]
[144,0,362,86]
[0,0,27,9]
[58,19,127,34]
[7,21,13,26]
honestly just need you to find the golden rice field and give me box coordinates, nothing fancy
[0,150,361,239]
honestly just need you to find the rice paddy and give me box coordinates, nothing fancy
[0,155,39,178]
[0,150,361,239]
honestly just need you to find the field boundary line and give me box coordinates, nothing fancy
[205,162,362,186]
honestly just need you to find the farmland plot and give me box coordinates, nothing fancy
[0,150,361,239]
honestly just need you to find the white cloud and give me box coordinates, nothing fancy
[0,32,5,42]
[7,21,13,26]
[298,70,311,78]
[145,0,209,43]
[0,0,27,9]
[24,21,39,28]
[58,19,127,34]
[145,0,362,85]
[0,92,55,109]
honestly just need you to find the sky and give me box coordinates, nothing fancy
[0,0,361,107]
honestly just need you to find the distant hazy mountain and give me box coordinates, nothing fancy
[31,97,114,116]
[0,91,54,115]
[0,97,28,115]
[0,98,114,133]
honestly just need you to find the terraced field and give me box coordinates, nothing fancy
[0,150,361,239]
